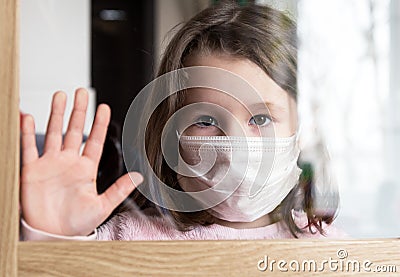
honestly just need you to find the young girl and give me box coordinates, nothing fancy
[20,1,344,240]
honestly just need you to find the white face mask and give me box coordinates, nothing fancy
[177,134,302,222]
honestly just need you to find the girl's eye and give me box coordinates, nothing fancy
[195,115,218,127]
[249,114,271,126]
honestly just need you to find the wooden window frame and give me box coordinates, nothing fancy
[0,1,398,276]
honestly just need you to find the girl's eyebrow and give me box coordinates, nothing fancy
[247,102,286,113]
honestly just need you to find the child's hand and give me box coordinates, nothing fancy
[20,89,143,236]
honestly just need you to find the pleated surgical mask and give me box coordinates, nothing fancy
[177,134,302,222]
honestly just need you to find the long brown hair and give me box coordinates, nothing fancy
[129,0,338,237]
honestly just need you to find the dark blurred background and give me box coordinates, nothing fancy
[92,0,155,131]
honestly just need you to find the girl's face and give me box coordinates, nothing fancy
[181,53,298,138]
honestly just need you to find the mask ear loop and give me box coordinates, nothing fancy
[293,122,303,177]
[295,121,303,150]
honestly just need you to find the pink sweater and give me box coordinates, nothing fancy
[97,209,346,240]
[22,209,347,241]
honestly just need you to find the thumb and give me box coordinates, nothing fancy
[99,172,144,215]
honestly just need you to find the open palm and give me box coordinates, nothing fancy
[20,89,143,236]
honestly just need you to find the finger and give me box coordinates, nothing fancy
[21,114,39,165]
[63,88,88,151]
[44,91,67,153]
[99,172,143,215]
[82,104,111,163]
